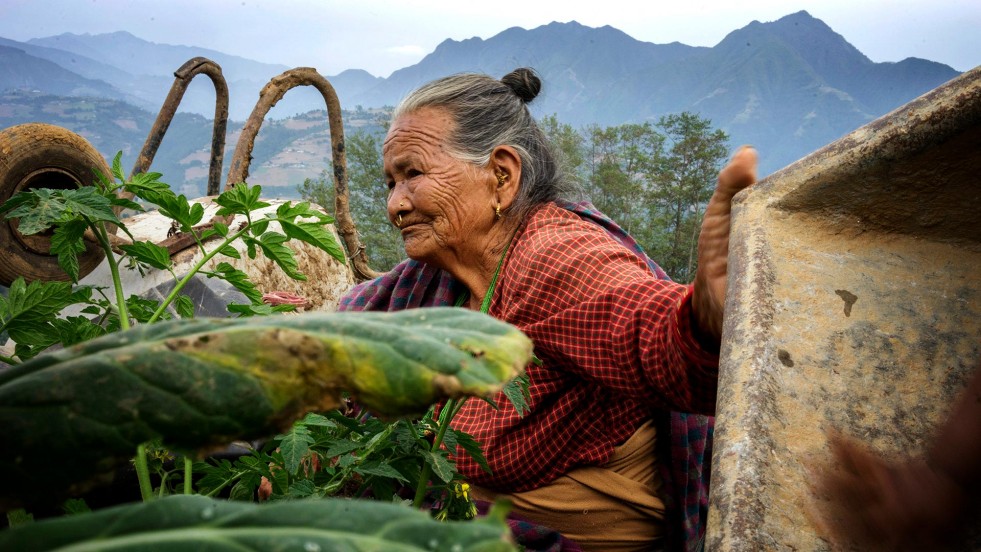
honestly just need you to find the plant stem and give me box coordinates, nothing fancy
[92,221,129,330]
[146,227,249,324]
[184,458,193,494]
[0,354,19,366]
[413,398,459,509]
[135,443,153,502]
[158,471,170,498]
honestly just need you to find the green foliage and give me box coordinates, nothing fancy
[0,307,531,508]
[298,129,405,270]
[0,495,516,551]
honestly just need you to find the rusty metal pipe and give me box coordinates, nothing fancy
[224,67,379,281]
[129,57,229,196]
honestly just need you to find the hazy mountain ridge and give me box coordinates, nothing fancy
[0,11,963,175]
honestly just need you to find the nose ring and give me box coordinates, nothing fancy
[396,214,403,227]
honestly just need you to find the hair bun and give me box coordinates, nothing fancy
[501,68,541,103]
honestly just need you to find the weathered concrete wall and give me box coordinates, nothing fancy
[708,66,981,550]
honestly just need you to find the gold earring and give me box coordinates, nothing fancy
[396,214,403,227]
[496,172,507,187]
[495,203,502,219]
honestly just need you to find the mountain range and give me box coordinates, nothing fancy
[0,11,963,177]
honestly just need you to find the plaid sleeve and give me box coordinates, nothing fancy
[497,210,719,415]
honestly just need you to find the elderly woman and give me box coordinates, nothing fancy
[340,68,756,551]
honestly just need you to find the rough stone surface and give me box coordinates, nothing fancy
[708,67,981,550]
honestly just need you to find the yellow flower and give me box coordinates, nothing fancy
[454,482,470,500]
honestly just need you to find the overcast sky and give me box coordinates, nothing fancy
[0,0,978,77]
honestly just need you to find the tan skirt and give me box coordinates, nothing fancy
[472,420,665,551]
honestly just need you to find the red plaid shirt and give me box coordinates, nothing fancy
[453,202,719,491]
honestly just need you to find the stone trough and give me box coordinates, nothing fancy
[709,66,981,550]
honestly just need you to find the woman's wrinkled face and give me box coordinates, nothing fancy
[383,107,495,268]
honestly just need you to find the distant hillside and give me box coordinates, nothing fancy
[0,45,126,100]
[0,91,388,199]
[0,11,964,174]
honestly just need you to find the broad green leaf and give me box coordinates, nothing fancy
[120,240,172,270]
[0,278,74,334]
[218,244,241,259]
[214,221,229,237]
[250,219,270,237]
[125,177,175,206]
[0,495,516,551]
[126,295,169,324]
[157,194,204,231]
[229,480,255,502]
[0,308,531,506]
[3,188,119,236]
[278,424,313,475]
[49,220,88,282]
[277,218,346,263]
[110,196,145,213]
[175,295,195,319]
[423,451,456,484]
[209,262,262,304]
[256,231,304,280]
[356,461,408,483]
[324,440,365,458]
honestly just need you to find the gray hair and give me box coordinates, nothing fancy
[392,68,579,221]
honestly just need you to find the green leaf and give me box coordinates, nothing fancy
[256,232,304,281]
[250,219,270,237]
[110,151,124,181]
[215,182,269,217]
[49,220,88,282]
[501,374,532,418]
[0,495,516,551]
[226,303,295,317]
[213,222,229,237]
[451,429,492,475]
[323,440,364,458]
[209,262,262,304]
[125,295,169,324]
[120,241,172,270]
[110,196,145,213]
[52,316,107,348]
[175,295,195,319]
[277,424,313,475]
[0,278,74,334]
[156,194,204,231]
[228,480,255,502]
[5,508,33,527]
[218,244,240,259]
[0,308,531,505]
[60,498,91,516]
[277,217,346,263]
[356,461,408,483]
[3,188,120,236]
[125,176,175,207]
[423,451,456,483]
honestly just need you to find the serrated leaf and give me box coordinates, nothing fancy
[213,222,229,237]
[110,196,145,213]
[3,188,120,236]
[125,295,168,324]
[49,220,88,282]
[451,429,492,475]
[61,498,91,516]
[228,480,255,502]
[215,182,270,217]
[110,151,124,181]
[278,424,313,475]
[356,461,408,483]
[501,373,531,418]
[218,245,240,259]
[0,278,74,331]
[278,218,346,263]
[323,440,364,459]
[423,451,456,483]
[52,316,107,348]
[250,219,270,237]
[120,241,172,270]
[125,178,175,207]
[256,232,304,280]
[175,295,194,319]
[209,262,262,304]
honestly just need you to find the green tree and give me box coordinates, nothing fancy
[650,113,729,281]
[298,129,405,270]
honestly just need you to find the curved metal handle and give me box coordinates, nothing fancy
[130,57,229,196]
[225,67,379,281]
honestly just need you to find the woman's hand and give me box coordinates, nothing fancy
[691,146,757,344]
